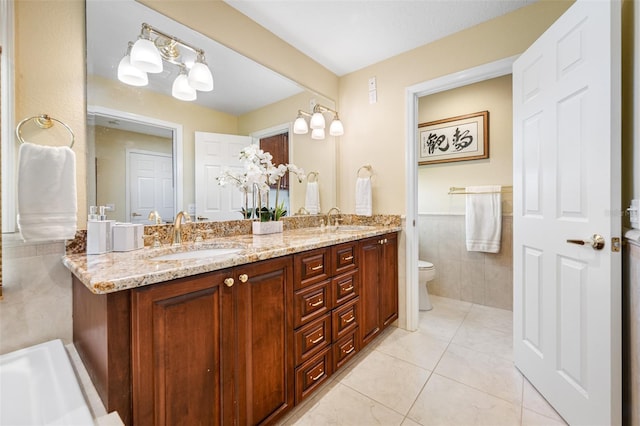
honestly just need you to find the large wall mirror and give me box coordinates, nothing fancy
[86,0,337,223]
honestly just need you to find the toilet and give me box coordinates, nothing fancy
[418,260,436,311]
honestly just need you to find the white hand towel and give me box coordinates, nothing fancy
[17,142,77,242]
[304,181,321,214]
[465,185,501,253]
[355,177,372,216]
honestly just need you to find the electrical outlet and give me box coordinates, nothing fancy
[368,77,377,91]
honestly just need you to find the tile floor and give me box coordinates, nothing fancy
[280,295,568,426]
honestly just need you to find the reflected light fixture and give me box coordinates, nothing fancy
[118,23,214,101]
[293,104,344,140]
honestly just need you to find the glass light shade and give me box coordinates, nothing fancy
[130,38,163,73]
[310,112,325,129]
[293,117,309,134]
[172,73,197,101]
[188,62,214,92]
[329,118,344,136]
[311,128,325,140]
[117,55,148,87]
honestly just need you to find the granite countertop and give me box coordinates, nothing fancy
[63,225,401,294]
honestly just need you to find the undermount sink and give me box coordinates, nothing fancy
[333,225,373,232]
[151,248,243,261]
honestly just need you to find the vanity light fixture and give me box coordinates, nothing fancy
[293,104,344,139]
[118,23,214,101]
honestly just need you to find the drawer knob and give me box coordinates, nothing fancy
[310,299,324,307]
[311,264,324,271]
[224,278,234,287]
[238,274,249,283]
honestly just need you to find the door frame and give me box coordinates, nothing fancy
[404,55,517,331]
[88,105,184,217]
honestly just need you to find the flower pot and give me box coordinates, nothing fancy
[252,220,283,235]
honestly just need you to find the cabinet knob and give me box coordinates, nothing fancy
[224,278,234,287]
[239,274,249,283]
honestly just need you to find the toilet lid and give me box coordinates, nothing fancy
[418,260,434,269]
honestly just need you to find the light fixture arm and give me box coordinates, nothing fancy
[313,104,339,116]
[140,22,205,63]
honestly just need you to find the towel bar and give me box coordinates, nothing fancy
[307,171,319,182]
[448,186,512,195]
[15,114,75,148]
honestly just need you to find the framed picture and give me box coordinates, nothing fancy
[418,111,489,165]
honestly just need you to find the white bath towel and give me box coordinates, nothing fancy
[304,181,321,214]
[465,185,502,253]
[17,142,77,242]
[355,177,372,216]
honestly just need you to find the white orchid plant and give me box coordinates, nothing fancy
[217,145,306,221]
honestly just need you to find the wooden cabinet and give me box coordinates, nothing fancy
[73,232,397,425]
[76,256,293,426]
[292,241,361,403]
[359,233,398,348]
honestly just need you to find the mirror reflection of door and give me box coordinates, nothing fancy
[195,132,252,221]
[127,150,174,224]
[260,132,290,216]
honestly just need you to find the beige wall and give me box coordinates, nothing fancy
[14,0,86,225]
[335,1,571,215]
[417,75,513,215]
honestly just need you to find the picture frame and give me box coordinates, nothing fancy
[418,110,489,165]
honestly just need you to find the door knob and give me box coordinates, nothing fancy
[132,212,141,217]
[238,274,249,283]
[566,234,605,250]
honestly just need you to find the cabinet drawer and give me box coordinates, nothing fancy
[295,314,331,365]
[332,242,357,275]
[332,297,359,341]
[331,270,358,307]
[295,348,332,404]
[333,328,359,371]
[294,279,331,328]
[294,248,330,289]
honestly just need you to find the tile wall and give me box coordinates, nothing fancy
[417,214,513,310]
[0,235,72,354]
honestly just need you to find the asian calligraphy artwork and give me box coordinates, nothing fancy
[418,111,489,165]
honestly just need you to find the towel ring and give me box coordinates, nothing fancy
[357,164,372,178]
[307,171,319,182]
[15,114,75,148]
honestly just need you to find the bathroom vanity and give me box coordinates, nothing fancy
[65,223,400,425]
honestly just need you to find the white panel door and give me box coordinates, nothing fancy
[513,1,621,425]
[195,132,252,221]
[128,151,174,224]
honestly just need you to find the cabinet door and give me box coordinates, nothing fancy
[359,237,382,347]
[131,270,233,426]
[380,233,399,328]
[235,256,294,425]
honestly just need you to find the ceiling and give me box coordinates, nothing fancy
[87,0,536,118]
[224,0,538,76]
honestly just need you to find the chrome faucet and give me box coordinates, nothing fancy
[325,207,341,228]
[172,211,192,245]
